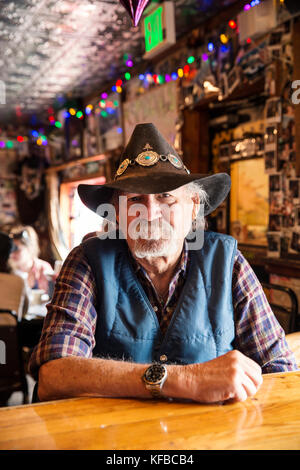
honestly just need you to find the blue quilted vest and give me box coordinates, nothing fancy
[82,231,237,365]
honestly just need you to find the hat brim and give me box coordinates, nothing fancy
[78,172,231,217]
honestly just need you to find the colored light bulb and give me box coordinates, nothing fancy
[220,34,229,44]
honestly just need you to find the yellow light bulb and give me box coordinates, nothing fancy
[220,34,229,44]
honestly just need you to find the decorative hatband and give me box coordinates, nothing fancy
[115,152,189,179]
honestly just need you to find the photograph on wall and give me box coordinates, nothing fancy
[267,232,281,258]
[282,210,295,228]
[265,97,282,123]
[264,125,278,150]
[289,179,300,204]
[269,214,282,232]
[280,232,291,257]
[290,231,300,254]
[269,191,283,214]
[264,150,277,173]
[269,173,282,192]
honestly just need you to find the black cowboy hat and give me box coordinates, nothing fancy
[78,123,231,216]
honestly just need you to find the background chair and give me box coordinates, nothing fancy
[262,283,299,335]
[0,272,28,321]
[0,309,28,405]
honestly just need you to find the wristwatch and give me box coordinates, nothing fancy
[142,363,168,398]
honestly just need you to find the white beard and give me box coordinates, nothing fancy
[129,218,179,259]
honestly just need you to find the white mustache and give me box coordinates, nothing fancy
[130,218,174,240]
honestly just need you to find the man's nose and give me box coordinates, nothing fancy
[142,196,162,221]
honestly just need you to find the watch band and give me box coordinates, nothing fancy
[145,383,165,398]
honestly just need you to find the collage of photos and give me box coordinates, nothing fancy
[266,94,299,257]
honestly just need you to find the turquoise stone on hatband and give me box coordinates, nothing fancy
[135,150,160,166]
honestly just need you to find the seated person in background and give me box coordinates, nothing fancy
[0,231,29,320]
[29,123,297,405]
[9,225,54,293]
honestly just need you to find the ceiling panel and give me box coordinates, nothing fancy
[0,0,237,122]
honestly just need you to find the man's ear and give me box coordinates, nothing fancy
[191,194,200,221]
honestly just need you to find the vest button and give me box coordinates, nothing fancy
[160,354,167,362]
[153,306,158,312]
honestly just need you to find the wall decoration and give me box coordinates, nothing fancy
[123,80,178,145]
[267,232,281,258]
[265,97,282,123]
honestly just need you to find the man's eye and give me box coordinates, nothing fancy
[159,193,171,198]
[128,196,141,202]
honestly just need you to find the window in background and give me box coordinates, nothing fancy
[60,176,106,250]
[230,158,268,245]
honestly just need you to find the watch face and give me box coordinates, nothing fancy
[144,364,166,384]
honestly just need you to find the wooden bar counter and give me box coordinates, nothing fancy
[0,371,299,450]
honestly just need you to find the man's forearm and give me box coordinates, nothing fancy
[37,356,185,401]
[38,350,263,403]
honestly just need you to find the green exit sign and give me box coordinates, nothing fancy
[144,6,163,52]
[143,2,175,59]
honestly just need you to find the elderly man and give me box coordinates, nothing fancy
[29,123,297,404]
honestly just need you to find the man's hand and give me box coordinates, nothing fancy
[167,350,263,404]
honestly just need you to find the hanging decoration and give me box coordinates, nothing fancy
[119,0,150,27]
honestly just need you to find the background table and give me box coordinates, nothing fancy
[0,371,299,450]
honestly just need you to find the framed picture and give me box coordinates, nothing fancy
[289,179,300,203]
[264,150,277,173]
[265,97,282,123]
[267,232,281,258]
[269,174,282,192]
[269,214,282,232]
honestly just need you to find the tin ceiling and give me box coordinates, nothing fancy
[0,0,237,122]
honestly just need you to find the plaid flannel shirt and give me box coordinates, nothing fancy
[29,241,298,377]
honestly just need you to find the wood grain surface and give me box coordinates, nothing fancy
[0,371,299,450]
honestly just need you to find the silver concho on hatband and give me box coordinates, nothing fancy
[168,153,183,169]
